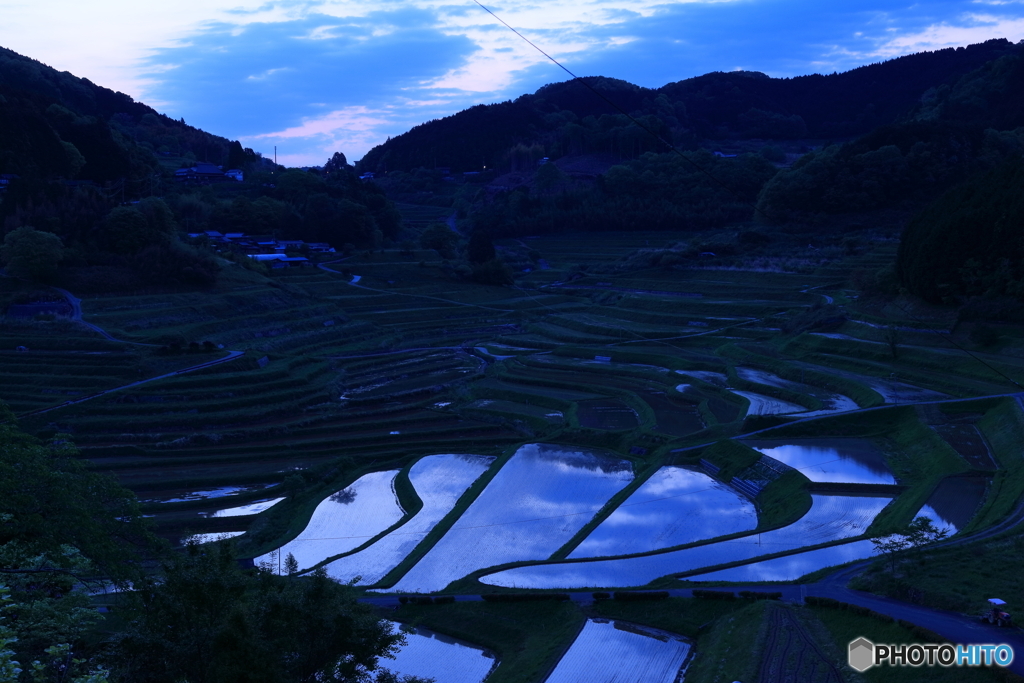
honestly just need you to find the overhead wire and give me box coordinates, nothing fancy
[470,0,770,220]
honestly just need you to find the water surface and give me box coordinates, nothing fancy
[325,454,493,584]
[569,467,756,558]
[379,621,495,683]
[385,444,633,593]
[481,493,891,589]
[545,619,690,683]
[685,539,877,582]
[255,470,404,572]
[742,439,896,485]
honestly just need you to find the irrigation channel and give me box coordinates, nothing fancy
[7,235,1024,680]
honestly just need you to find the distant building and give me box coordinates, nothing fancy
[224,169,244,182]
[175,163,231,183]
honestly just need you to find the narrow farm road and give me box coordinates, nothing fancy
[51,286,159,346]
[15,350,245,419]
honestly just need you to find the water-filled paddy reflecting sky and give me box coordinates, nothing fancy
[4,1,1023,164]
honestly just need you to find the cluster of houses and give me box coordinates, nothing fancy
[174,163,245,184]
[188,231,335,269]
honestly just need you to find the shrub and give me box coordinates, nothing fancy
[691,589,736,600]
[613,591,670,601]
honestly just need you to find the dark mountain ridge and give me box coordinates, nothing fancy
[356,39,1022,175]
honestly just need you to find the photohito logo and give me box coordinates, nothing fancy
[848,637,1014,671]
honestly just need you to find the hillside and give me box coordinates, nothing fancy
[0,46,260,187]
[357,39,1022,175]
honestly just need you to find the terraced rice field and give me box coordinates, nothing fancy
[385,444,633,593]
[544,619,691,683]
[255,470,405,571]
[324,454,493,584]
[5,233,1023,591]
[742,439,896,485]
[568,466,756,558]
[379,621,496,683]
[479,494,892,589]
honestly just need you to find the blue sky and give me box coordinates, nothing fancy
[3,0,1024,165]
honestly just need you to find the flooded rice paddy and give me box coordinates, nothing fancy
[685,539,878,582]
[732,391,807,416]
[324,454,493,584]
[203,497,285,517]
[385,444,633,594]
[480,493,891,589]
[379,621,495,683]
[255,470,404,572]
[186,531,245,544]
[735,367,859,415]
[676,370,728,387]
[742,439,896,485]
[144,484,272,503]
[545,619,691,683]
[568,467,756,558]
[918,475,989,531]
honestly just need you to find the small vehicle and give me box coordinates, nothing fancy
[983,598,1013,627]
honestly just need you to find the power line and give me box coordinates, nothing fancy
[470,0,769,220]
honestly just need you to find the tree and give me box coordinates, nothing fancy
[113,544,423,683]
[419,224,459,260]
[284,553,299,576]
[324,152,349,174]
[0,402,160,678]
[871,516,949,576]
[0,226,64,282]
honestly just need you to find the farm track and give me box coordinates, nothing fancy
[14,350,245,419]
[758,605,842,683]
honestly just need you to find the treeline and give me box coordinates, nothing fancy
[357,40,1020,175]
[0,157,401,291]
[897,157,1024,304]
[471,150,776,236]
[0,46,258,187]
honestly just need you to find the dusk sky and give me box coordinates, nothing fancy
[4,1,1024,166]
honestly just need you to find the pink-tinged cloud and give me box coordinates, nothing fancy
[242,106,397,163]
[872,14,1024,55]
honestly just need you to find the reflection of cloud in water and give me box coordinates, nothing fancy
[747,440,895,484]
[570,467,756,558]
[483,493,890,589]
[686,539,878,583]
[384,443,632,593]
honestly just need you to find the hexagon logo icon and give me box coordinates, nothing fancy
[848,637,875,672]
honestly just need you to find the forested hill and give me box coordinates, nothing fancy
[0,46,256,189]
[356,39,1021,175]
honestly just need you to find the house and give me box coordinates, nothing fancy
[247,254,310,269]
[359,172,375,180]
[175,163,230,183]
[0,174,19,192]
[224,169,244,182]
[306,243,335,253]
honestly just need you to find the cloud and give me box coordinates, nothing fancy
[12,0,1014,165]
[142,7,477,140]
[868,13,1024,55]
